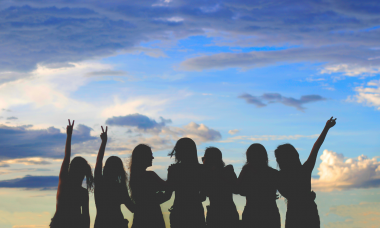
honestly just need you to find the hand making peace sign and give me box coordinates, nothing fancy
[67,119,75,136]
[100,126,108,142]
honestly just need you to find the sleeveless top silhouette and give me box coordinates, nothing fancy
[168,163,206,228]
[205,165,239,228]
[238,165,280,228]
[131,171,166,228]
[94,178,130,228]
[278,165,319,228]
[50,185,88,228]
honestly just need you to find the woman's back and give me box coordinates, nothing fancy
[170,163,205,205]
[95,180,126,219]
[207,165,236,206]
[53,185,87,226]
[240,165,279,205]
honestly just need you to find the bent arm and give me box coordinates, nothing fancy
[304,117,336,173]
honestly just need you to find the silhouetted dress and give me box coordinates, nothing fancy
[50,186,88,228]
[132,171,166,228]
[278,165,320,228]
[94,178,130,228]
[205,165,239,228]
[168,163,206,228]
[238,165,281,228]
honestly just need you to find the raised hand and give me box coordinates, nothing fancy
[100,126,108,142]
[325,116,337,129]
[67,119,75,136]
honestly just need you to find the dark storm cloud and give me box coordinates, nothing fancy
[105,113,172,130]
[1,0,380,77]
[0,124,96,160]
[239,93,326,111]
[0,175,58,189]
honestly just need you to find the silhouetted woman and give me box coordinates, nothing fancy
[94,126,135,228]
[129,144,170,228]
[275,117,337,228]
[237,143,280,228]
[50,119,94,228]
[202,147,239,228]
[166,137,206,228]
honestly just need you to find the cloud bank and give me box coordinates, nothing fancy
[312,150,380,191]
[106,113,172,130]
[0,124,96,161]
[0,175,58,190]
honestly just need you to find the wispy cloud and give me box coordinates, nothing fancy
[238,93,326,111]
[349,79,380,110]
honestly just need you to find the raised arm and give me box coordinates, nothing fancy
[59,119,74,180]
[304,117,336,172]
[95,126,107,180]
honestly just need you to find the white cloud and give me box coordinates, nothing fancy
[311,150,380,192]
[349,80,380,110]
[228,129,240,135]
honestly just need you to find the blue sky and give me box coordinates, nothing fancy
[1,0,380,227]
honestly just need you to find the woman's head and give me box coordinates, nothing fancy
[202,147,225,169]
[130,144,153,170]
[168,137,199,164]
[68,156,94,192]
[245,143,268,168]
[274,143,301,171]
[103,156,127,185]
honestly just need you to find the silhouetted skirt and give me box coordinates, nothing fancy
[50,215,84,228]
[242,202,280,228]
[285,200,320,228]
[206,204,239,228]
[169,203,206,228]
[94,216,129,228]
[132,204,166,228]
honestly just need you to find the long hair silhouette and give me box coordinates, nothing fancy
[275,117,336,228]
[168,137,199,164]
[202,147,239,228]
[94,126,135,228]
[167,137,206,228]
[69,156,94,191]
[238,143,281,228]
[129,144,169,228]
[50,120,93,228]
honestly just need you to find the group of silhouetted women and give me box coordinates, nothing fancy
[50,117,337,228]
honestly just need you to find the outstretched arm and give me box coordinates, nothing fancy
[59,119,74,180]
[304,117,337,173]
[95,126,107,181]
